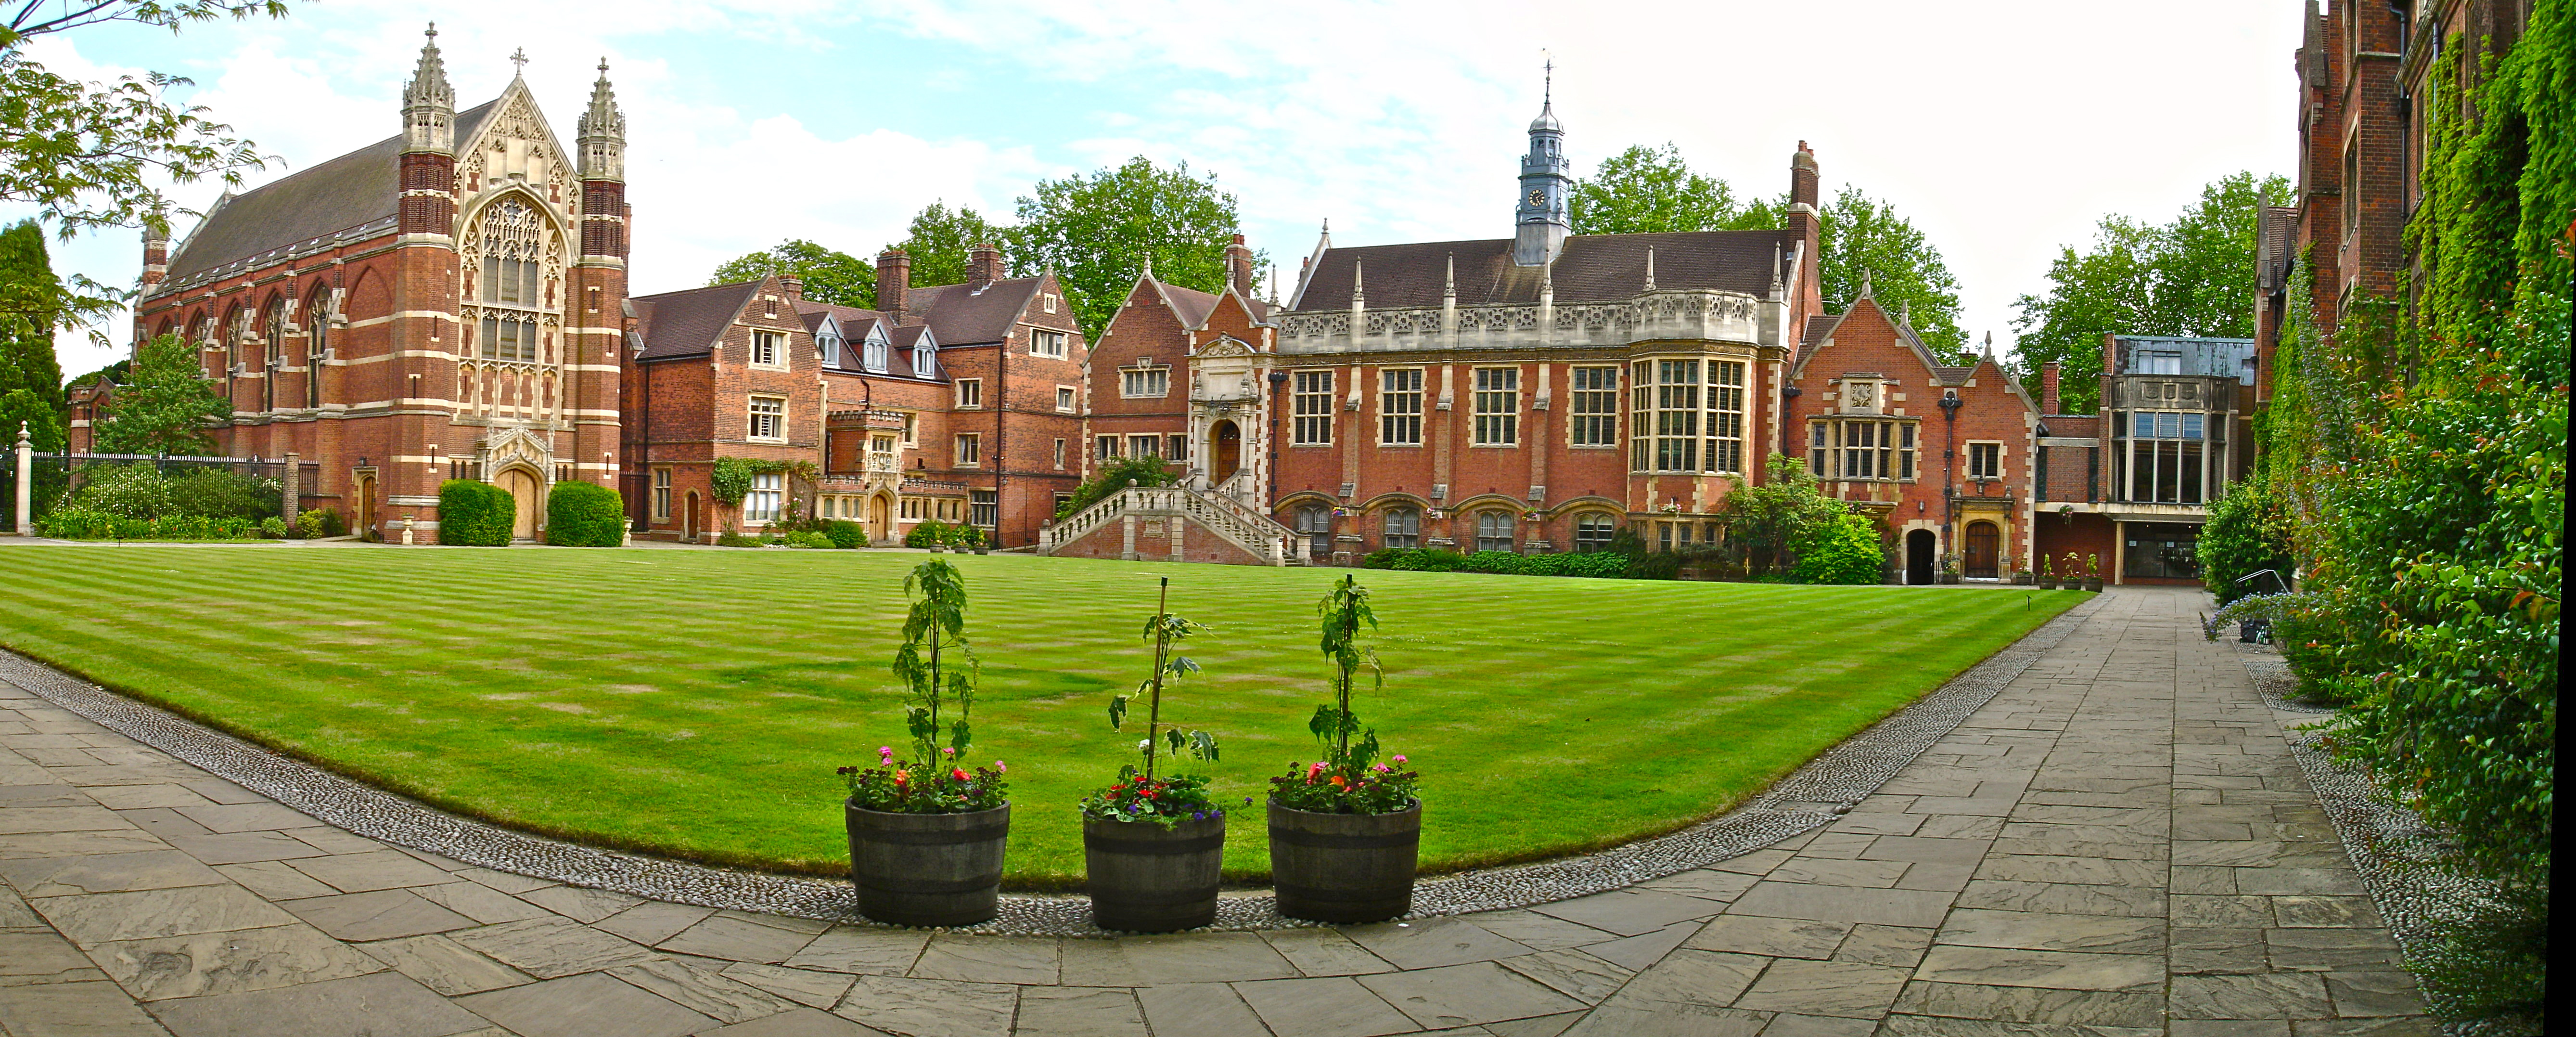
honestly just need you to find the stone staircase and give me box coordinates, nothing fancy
[1038,480,1295,566]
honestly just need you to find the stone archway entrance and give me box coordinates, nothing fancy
[1906,529,1936,584]
[1209,420,1242,482]
[497,467,542,540]
[870,493,893,544]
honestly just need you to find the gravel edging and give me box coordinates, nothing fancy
[0,594,2101,937]
[2230,642,2539,1037]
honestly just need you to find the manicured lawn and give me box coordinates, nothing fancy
[0,546,2086,888]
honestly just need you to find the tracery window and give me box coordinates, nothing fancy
[474,198,547,364]
[261,299,286,413]
[305,290,328,409]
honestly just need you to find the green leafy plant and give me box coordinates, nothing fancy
[1792,511,1884,585]
[715,529,762,547]
[841,559,1005,814]
[1273,575,1420,815]
[255,515,284,539]
[435,480,513,546]
[1083,577,1221,826]
[784,531,834,548]
[543,482,624,547]
[823,519,866,549]
[708,457,755,508]
[1055,455,1178,519]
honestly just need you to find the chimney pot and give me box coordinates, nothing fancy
[967,243,1003,285]
[877,249,911,322]
[1225,234,1256,298]
[779,275,804,302]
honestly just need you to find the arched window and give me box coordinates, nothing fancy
[864,333,888,373]
[913,338,936,377]
[472,197,548,364]
[1382,507,1420,549]
[1574,514,1617,552]
[1294,504,1332,561]
[1475,512,1514,553]
[305,289,329,409]
[262,298,286,413]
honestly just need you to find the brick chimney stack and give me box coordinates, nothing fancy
[2041,362,2062,415]
[1225,233,1255,298]
[967,243,1003,286]
[1786,141,1820,255]
[779,275,804,303]
[877,249,910,322]
[140,219,169,295]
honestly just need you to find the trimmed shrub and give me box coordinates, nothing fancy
[544,482,626,546]
[1793,513,1885,585]
[436,480,515,546]
[1360,547,1637,579]
[35,507,257,541]
[258,516,287,539]
[785,531,835,548]
[824,519,867,548]
[717,530,763,547]
[905,520,950,548]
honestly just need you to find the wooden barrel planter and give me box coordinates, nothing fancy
[846,802,1010,927]
[1083,813,1224,932]
[1268,800,1421,923]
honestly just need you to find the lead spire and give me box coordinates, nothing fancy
[402,23,455,155]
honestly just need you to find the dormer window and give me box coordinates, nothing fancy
[864,333,888,373]
[913,337,936,377]
[819,333,842,368]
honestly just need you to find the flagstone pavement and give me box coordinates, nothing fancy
[0,586,2426,1037]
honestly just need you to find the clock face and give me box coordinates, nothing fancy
[1526,188,1547,206]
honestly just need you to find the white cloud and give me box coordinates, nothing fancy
[13,0,2299,383]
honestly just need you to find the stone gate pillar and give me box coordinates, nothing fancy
[281,452,300,522]
[13,421,31,536]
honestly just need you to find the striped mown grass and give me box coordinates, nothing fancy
[0,545,2087,888]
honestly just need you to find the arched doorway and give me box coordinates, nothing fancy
[870,493,893,544]
[498,468,542,540]
[1209,420,1242,482]
[1963,521,2000,579]
[354,475,377,539]
[1906,529,1936,584]
[683,492,701,542]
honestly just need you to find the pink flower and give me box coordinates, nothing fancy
[878,746,894,761]
[1391,754,1407,765]
[943,747,956,757]
[994,761,1007,774]
[1307,761,1327,779]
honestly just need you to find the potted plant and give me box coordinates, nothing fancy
[2063,552,2086,593]
[2038,554,2057,589]
[1082,577,1225,932]
[1939,555,1961,584]
[2083,553,2105,592]
[2012,568,2033,585]
[1270,576,1422,922]
[837,560,1010,927]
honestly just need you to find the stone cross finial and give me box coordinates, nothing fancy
[510,47,529,73]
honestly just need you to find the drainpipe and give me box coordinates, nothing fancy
[1266,370,1288,511]
[1938,391,1961,566]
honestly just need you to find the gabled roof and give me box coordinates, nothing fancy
[1151,278,1273,331]
[631,281,760,360]
[905,276,1048,345]
[163,99,505,284]
[1286,230,1795,311]
[795,300,942,380]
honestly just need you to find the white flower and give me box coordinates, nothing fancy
[1137,739,1152,750]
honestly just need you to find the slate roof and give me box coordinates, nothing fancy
[162,100,504,284]
[903,277,1046,345]
[1152,279,1271,329]
[1287,230,1796,311]
[797,302,940,380]
[631,282,760,360]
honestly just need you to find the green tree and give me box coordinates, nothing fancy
[2,2,287,334]
[1568,143,1745,235]
[0,387,64,452]
[0,221,64,410]
[707,240,874,308]
[2010,172,2289,412]
[1008,157,1258,340]
[1801,186,1968,358]
[93,332,226,454]
[1717,454,1846,575]
[892,201,1006,288]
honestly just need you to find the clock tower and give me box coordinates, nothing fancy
[1513,63,1573,267]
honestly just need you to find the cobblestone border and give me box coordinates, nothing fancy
[2231,643,2536,1037]
[0,594,2102,937]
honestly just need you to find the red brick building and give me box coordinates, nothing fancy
[114,28,630,541]
[624,246,1086,546]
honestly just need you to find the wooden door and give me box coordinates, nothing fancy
[355,476,377,537]
[1906,529,1935,584]
[1211,421,1241,482]
[684,493,700,540]
[1964,521,1999,578]
[870,495,891,543]
[501,470,540,540]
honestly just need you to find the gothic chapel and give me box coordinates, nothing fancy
[123,26,630,539]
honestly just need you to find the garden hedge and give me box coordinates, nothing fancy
[1361,547,1633,579]
[545,482,627,546]
[824,519,867,548]
[437,480,515,546]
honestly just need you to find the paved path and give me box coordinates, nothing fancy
[0,587,2425,1037]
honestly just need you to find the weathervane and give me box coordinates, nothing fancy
[1542,52,1553,105]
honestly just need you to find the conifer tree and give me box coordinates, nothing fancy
[0,221,65,412]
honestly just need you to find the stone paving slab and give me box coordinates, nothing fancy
[0,588,2429,1035]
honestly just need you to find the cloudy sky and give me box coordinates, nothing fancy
[11,0,2301,378]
